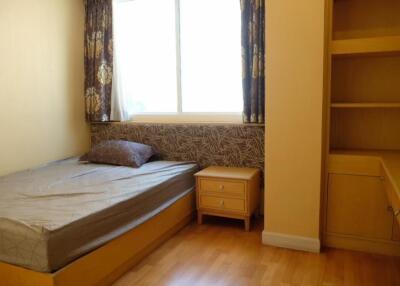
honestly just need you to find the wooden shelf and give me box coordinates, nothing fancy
[331,102,400,109]
[331,36,400,56]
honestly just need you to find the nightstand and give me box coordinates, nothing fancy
[194,166,261,231]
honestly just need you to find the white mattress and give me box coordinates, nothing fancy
[0,158,197,272]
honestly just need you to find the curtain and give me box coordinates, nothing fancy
[84,0,113,122]
[241,0,265,124]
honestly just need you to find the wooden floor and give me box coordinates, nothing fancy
[113,217,400,286]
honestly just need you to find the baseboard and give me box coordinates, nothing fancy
[262,230,321,253]
[324,232,400,256]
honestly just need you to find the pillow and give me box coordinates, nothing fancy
[82,140,155,168]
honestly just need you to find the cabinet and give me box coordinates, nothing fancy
[327,174,393,240]
[323,0,400,255]
[393,222,400,241]
[324,155,400,255]
[195,166,260,231]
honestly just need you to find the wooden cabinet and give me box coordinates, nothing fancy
[324,0,400,255]
[325,153,400,255]
[195,166,260,231]
[381,166,400,224]
[327,174,393,240]
[393,222,400,241]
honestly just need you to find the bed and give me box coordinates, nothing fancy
[0,158,198,286]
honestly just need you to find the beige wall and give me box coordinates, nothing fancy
[0,0,89,176]
[264,1,326,239]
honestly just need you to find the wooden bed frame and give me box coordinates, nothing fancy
[0,191,195,286]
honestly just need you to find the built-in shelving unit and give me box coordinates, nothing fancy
[324,0,400,255]
[329,0,400,151]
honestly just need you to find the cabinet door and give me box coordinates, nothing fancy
[393,220,400,241]
[327,174,393,240]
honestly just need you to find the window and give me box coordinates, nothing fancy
[113,0,243,121]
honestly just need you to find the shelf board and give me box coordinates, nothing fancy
[331,36,400,56]
[331,102,400,109]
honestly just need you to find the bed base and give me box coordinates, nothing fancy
[0,192,196,286]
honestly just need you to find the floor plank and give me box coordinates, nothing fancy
[112,217,400,286]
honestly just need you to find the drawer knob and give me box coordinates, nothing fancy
[220,200,225,207]
[219,185,224,190]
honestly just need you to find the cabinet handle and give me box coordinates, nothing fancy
[219,185,224,190]
[220,200,224,207]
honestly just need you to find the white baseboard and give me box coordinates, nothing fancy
[262,230,321,253]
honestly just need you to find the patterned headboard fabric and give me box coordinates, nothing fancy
[91,123,265,173]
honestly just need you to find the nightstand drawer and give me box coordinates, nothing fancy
[199,178,246,198]
[199,195,246,213]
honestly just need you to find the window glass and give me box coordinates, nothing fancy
[180,0,243,112]
[113,0,178,113]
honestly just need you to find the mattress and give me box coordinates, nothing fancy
[0,158,197,273]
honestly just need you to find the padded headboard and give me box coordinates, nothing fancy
[91,123,264,172]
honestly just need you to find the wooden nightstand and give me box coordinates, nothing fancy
[194,166,261,231]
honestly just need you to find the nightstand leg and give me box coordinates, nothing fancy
[244,217,250,232]
[197,212,203,225]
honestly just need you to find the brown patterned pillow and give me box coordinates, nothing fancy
[82,140,155,168]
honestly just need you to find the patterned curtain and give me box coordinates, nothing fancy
[241,0,265,124]
[84,0,113,122]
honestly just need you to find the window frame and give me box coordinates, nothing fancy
[115,0,243,123]
[131,112,242,123]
